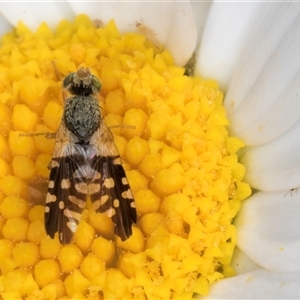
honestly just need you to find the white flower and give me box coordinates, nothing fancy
[1,1,299,298]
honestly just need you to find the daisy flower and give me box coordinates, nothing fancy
[0,1,299,299]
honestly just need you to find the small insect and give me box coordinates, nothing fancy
[284,188,298,198]
[93,19,104,29]
[44,67,137,244]
[135,20,160,48]
[184,52,197,77]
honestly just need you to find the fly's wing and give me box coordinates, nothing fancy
[88,123,137,241]
[45,125,90,244]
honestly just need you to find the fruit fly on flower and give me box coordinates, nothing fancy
[44,67,137,244]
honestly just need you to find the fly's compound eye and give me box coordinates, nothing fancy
[91,75,102,94]
[63,72,75,90]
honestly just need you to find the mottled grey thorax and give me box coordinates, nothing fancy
[63,95,100,143]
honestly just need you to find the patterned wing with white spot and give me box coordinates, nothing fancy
[89,124,137,241]
[45,126,91,244]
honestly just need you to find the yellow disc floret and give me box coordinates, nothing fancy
[12,242,39,267]
[0,14,251,299]
[58,244,83,273]
[34,259,61,288]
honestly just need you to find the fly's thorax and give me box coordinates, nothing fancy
[63,95,101,143]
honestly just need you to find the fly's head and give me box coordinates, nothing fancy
[63,67,102,96]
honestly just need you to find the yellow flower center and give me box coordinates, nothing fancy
[0,14,251,299]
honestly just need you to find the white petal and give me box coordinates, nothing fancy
[68,1,197,66]
[195,2,263,91]
[0,15,13,37]
[190,2,212,45]
[235,191,300,272]
[200,269,300,299]
[0,2,74,30]
[224,2,300,146]
[241,121,300,191]
[231,247,262,275]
